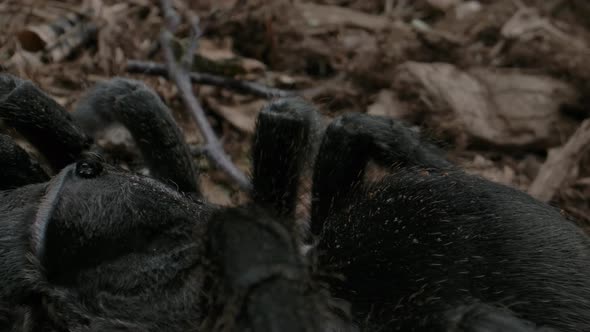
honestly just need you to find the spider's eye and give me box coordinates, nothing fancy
[75,158,103,178]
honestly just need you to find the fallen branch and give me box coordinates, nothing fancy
[159,0,251,191]
[126,60,295,98]
[528,119,590,202]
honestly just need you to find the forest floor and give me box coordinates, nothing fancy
[1,0,590,232]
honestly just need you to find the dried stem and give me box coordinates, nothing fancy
[126,60,295,98]
[159,0,251,191]
[181,14,201,67]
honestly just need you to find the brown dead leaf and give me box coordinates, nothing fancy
[432,0,516,47]
[394,61,578,147]
[367,90,409,119]
[454,1,482,20]
[500,6,590,86]
[199,38,235,61]
[201,176,233,206]
[502,7,589,51]
[427,0,460,11]
[463,154,521,189]
[206,97,266,134]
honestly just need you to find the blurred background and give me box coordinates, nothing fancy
[1,0,589,231]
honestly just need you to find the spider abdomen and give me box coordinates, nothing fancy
[318,169,590,331]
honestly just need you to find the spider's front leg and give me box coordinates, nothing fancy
[0,74,91,170]
[207,98,340,331]
[74,78,200,194]
[0,134,48,190]
[0,74,201,194]
[251,97,319,217]
[310,113,452,234]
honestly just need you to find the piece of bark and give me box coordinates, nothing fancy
[528,119,590,202]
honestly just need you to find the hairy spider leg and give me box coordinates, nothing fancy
[310,114,373,235]
[251,97,317,219]
[74,78,200,194]
[310,113,453,235]
[0,134,49,190]
[0,74,91,171]
[206,97,328,331]
[349,114,452,170]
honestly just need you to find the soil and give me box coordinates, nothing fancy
[1,0,589,232]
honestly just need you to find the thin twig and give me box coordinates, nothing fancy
[181,14,201,67]
[126,60,295,98]
[159,0,251,191]
[160,0,180,31]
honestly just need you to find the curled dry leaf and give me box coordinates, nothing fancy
[393,61,578,147]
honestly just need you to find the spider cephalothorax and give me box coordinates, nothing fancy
[0,73,589,332]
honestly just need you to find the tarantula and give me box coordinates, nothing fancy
[0,73,589,332]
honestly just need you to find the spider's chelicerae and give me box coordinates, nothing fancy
[0,73,589,332]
